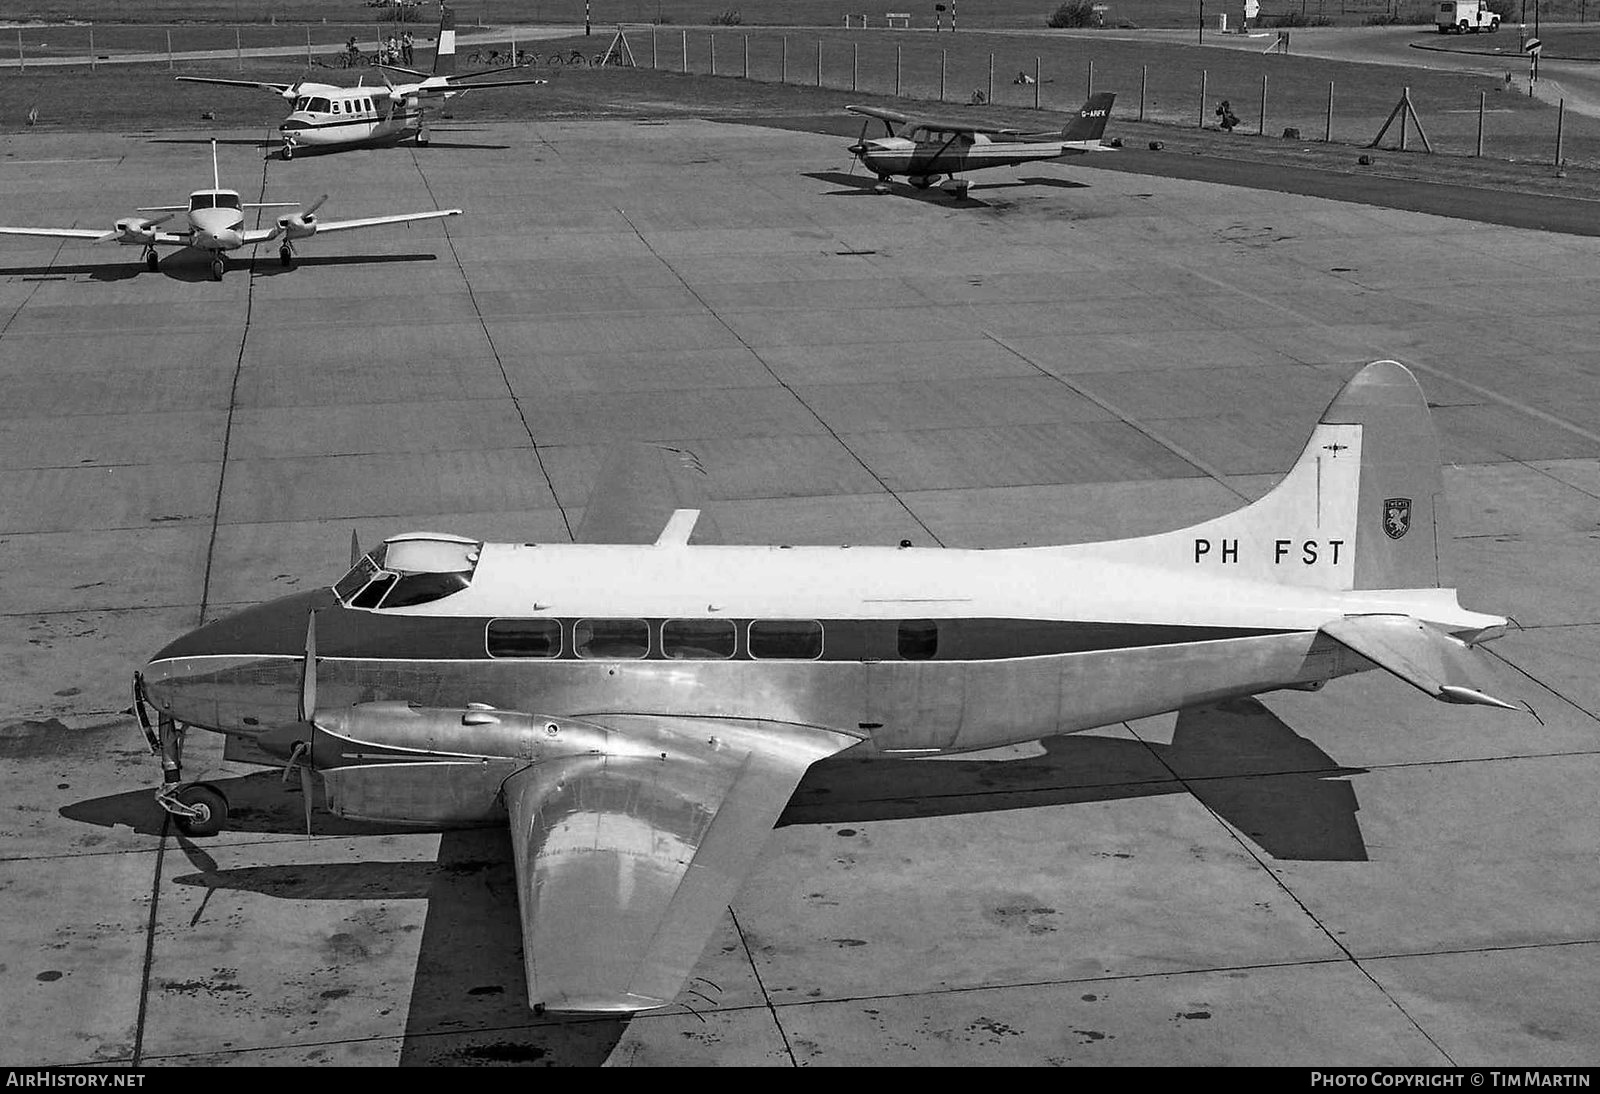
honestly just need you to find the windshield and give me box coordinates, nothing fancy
[332,535,482,610]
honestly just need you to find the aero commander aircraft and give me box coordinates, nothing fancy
[0,141,460,280]
[847,92,1116,195]
[177,5,536,159]
[132,360,1520,1015]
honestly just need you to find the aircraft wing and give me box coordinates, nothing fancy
[1319,615,1521,710]
[846,103,911,124]
[0,226,112,241]
[293,209,462,235]
[504,716,858,1012]
[175,75,294,94]
[572,442,723,545]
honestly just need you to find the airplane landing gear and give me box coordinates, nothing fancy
[943,177,970,198]
[135,688,231,836]
[281,135,297,161]
[209,256,225,281]
[908,175,937,190]
[417,128,430,147]
[279,243,295,268]
[143,247,159,272]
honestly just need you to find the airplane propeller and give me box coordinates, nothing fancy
[286,609,318,837]
[349,529,363,569]
[846,116,871,176]
[98,213,174,244]
[277,194,328,240]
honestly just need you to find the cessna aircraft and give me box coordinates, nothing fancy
[132,360,1519,1014]
[0,142,460,280]
[176,5,537,159]
[847,92,1116,195]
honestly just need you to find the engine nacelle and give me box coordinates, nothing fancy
[277,213,318,241]
[113,217,159,245]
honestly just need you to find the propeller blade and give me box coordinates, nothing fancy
[298,610,317,723]
[299,763,314,838]
[92,230,119,244]
[348,529,362,569]
[300,194,329,219]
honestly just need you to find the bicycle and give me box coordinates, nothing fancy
[339,49,371,69]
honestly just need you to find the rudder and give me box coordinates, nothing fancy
[1061,92,1115,143]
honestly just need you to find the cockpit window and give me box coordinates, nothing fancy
[332,534,482,610]
[294,96,310,111]
[215,194,241,210]
[308,96,331,113]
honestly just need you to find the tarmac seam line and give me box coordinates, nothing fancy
[727,905,800,1066]
[404,147,573,540]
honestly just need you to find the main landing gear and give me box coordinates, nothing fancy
[941,177,970,198]
[143,247,159,272]
[133,674,229,837]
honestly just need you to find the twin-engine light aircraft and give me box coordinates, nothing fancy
[0,142,460,279]
[133,361,1520,1015]
[847,92,1116,195]
[177,5,538,159]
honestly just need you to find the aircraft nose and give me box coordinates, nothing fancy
[141,589,336,732]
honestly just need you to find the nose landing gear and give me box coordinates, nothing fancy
[143,247,159,272]
[279,242,295,268]
[209,256,226,281]
[133,673,230,837]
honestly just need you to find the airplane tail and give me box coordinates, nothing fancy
[432,4,457,76]
[1079,360,1451,594]
[1061,92,1115,143]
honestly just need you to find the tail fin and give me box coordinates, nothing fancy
[1078,360,1447,592]
[432,4,457,77]
[1061,92,1115,143]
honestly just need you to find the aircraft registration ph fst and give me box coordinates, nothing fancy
[132,361,1522,1015]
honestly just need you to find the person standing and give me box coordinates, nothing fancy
[401,30,414,65]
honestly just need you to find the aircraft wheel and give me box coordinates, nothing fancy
[417,132,430,147]
[173,783,228,837]
[145,251,159,272]
[909,176,934,190]
[279,246,294,268]
[210,257,225,281]
[282,144,295,161]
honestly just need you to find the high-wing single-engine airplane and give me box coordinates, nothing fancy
[132,360,1521,1014]
[846,92,1116,196]
[0,141,460,280]
[176,5,538,159]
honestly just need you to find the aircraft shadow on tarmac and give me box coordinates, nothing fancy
[147,137,511,158]
[0,252,440,283]
[59,696,1365,1065]
[806,170,1088,207]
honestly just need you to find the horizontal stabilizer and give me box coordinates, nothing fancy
[1320,615,1520,711]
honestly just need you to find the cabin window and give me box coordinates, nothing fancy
[332,101,342,114]
[574,618,650,659]
[898,620,939,660]
[487,619,561,658]
[662,619,736,660]
[351,573,396,610]
[364,98,373,112]
[749,619,823,660]
[308,97,330,113]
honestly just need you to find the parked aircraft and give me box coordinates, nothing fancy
[846,92,1116,195]
[176,5,537,159]
[132,361,1519,1014]
[0,142,460,280]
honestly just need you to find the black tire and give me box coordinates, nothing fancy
[210,258,225,281]
[282,144,294,161]
[173,784,228,837]
[279,247,293,268]
[145,252,158,272]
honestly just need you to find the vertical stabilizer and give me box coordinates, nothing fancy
[1061,92,1115,143]
[1073,361,1448,593]
[433,5,457,77]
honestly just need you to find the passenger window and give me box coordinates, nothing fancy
[487,619,561,658]
[749,620,823,660]
[351,574,396,610]
[574,619,649,659]
[898,620,938,660]
[332,101,341,114]
[662,619,736,659]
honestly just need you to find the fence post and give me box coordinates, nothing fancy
[681,29,687,73]
[782,35,787,82]
[167,29,173,71]
[1140,64,1147,121]
[987,52,993,105]
[306,25,312,66]
[652,25,657,68]
[1035,57,1041,109]
[743,35,748,78]
[1555,97,1565,171]
[1399,85,1408,152]
[853,42,858,91]
[1087,59,1093,99]
[1199,69,1207,127]
[16,29,22,71]
[817,38,822,86]
[89,27,94,72]
[941,50,946,101]
[1326,80,1334,142]
[896,45,901,96]
[710,34,716,75]
[236,27,242,71]
[1476,89,1484,156]
[1259,73,1267,135]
